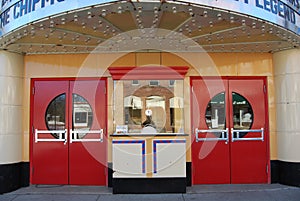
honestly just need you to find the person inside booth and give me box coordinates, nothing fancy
[141,109,157,133]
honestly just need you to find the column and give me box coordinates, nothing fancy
[273,49,300,187]
[0,51,25,193]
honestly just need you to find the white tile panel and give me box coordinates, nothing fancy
[0,134,22,164]
[0,76,23,105]
[276,103,300,132]
[0,51,24,77]
[152,139,186,178]
[112,140,146,178]
[0,105,23,135]
[274,49,300,76]
[277,131,300,162]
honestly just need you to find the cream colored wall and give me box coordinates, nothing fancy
[273,49,300,162]
[0,51,24,164]
[23,52,276,163]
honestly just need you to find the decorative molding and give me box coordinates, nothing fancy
[108,66,189,80]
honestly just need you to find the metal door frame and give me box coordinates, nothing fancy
[29,77,108,185]
[190,76,270,184]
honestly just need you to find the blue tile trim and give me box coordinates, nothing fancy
[153,140,186,174]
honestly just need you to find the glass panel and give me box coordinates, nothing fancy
[113,80,184,134]
[72,94,93,139]
[45,94,66,138]
[232,92,253,137]
[205,93,226,130]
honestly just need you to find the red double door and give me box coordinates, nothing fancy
[191,77,269,184]
[31,79,107,185]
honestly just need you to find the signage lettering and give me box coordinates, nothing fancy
[0,0,299,36]
[234,0,297,24]
[1,0,64,29]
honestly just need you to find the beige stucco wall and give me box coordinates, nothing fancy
[23,52,276,163]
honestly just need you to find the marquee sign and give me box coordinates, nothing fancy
[0,0,299,37]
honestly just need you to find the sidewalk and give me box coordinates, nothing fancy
[1,184,300,201]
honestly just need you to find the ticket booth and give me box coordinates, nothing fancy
[109,66,189,193]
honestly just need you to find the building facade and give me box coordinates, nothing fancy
[0,0,300,194]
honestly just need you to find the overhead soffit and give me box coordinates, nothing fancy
[0,1,299,55]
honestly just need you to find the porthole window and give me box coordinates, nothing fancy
[205,92,226,130]
[232,92,253,137]
[45,94,66,139]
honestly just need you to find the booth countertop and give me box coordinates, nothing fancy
[110,133,189,137]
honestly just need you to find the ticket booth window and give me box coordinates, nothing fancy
[113,79,184,134]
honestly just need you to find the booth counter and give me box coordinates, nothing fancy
[111,133,188,194]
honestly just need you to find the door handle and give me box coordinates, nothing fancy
[69,129,104,143]
[195,128,229,144]
[35,129,68,145]
[231,128,264,142]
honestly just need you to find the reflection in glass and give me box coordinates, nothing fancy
[232,92,253,129]
[124,95,142,126]
[45,94,66,138]
[205,93,226,130]
[114,80,184,134]
[232,92,253,137]
[73,94,93,139]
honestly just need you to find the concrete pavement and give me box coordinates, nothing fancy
[1,184,300,201]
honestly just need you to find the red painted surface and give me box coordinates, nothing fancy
[108,66,189,80]
[191,78,230,184]
[191,77,269,184]
[31,79,107,185]
[31,81,69,184]
[69,80,107,185]
[229,79,268,183]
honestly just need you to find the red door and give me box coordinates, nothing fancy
[191,78,230,184]
[229,79,268,183]
[191,77,268,184]
[31,79,107,185]
[31,81,69,184]
[69,80,107,185]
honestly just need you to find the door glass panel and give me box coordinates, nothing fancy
[205,92,226,130]
[45,93,66,138]
[232,92,253,137]
[72,94,93,139]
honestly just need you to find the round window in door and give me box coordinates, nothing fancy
[205,92,226,130]
[232,92,254,137]
[45,93,66,138]
[72,94,93,139]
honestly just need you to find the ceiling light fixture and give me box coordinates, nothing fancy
[172,6,177,14]
[87,11,92,19]
[118,6,122,14]
[74,14,78,22]
[189,8,193,16]
[102,9,106,17]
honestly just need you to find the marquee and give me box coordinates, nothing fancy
[1,0,299,37]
